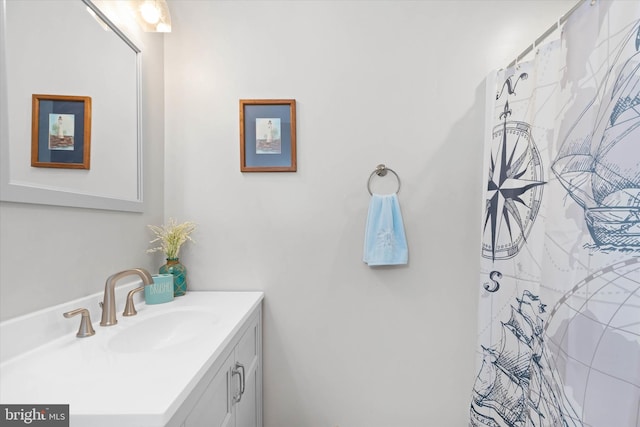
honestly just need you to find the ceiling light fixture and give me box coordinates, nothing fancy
[134,0,172,32]
[140,1,161,24]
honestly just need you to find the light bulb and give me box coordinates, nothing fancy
[140,1,160,25]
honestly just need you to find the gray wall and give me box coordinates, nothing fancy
[163,1,577,426]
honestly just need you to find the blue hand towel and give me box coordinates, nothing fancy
[363,193,408,266]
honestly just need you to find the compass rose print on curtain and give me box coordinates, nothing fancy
[482,73,546,262]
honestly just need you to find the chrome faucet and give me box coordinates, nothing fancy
[100,268,153,326]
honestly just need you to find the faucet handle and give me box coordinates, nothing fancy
[123,286,145,317]
[63,308,96,338]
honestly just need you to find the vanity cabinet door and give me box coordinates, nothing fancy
[234,316,261,427]
[182,305,262,427]
[184,352,235,427]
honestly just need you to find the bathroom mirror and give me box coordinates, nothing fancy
[0,0,143,212]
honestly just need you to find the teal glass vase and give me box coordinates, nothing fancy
[159,258,187,297]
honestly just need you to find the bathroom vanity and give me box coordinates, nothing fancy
[0,287,263,427]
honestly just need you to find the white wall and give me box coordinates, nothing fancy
[0,0,579,425]
[163,1,577,426]
[0,14,166,319]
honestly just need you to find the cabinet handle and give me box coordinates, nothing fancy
[232,362,245,403]
[237,362,246,398]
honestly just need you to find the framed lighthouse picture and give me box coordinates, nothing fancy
[31,94,92,169]
[239,99,296,172]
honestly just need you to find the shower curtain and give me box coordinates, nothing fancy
[471,1,639,426]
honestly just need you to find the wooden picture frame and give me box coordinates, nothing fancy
[240,99,296,172]
[31,94,92,169]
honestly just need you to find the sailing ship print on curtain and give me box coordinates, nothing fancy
[471,1,640,426]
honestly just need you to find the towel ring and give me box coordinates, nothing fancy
[367,164,401,195]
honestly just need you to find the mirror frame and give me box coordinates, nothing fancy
[0,0,144,212]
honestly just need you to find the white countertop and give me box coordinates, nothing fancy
[0,290,264,427]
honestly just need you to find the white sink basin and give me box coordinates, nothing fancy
[0,290,264,427]
[108,308,218,353]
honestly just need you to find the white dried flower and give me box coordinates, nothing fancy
[146,218,196,259]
